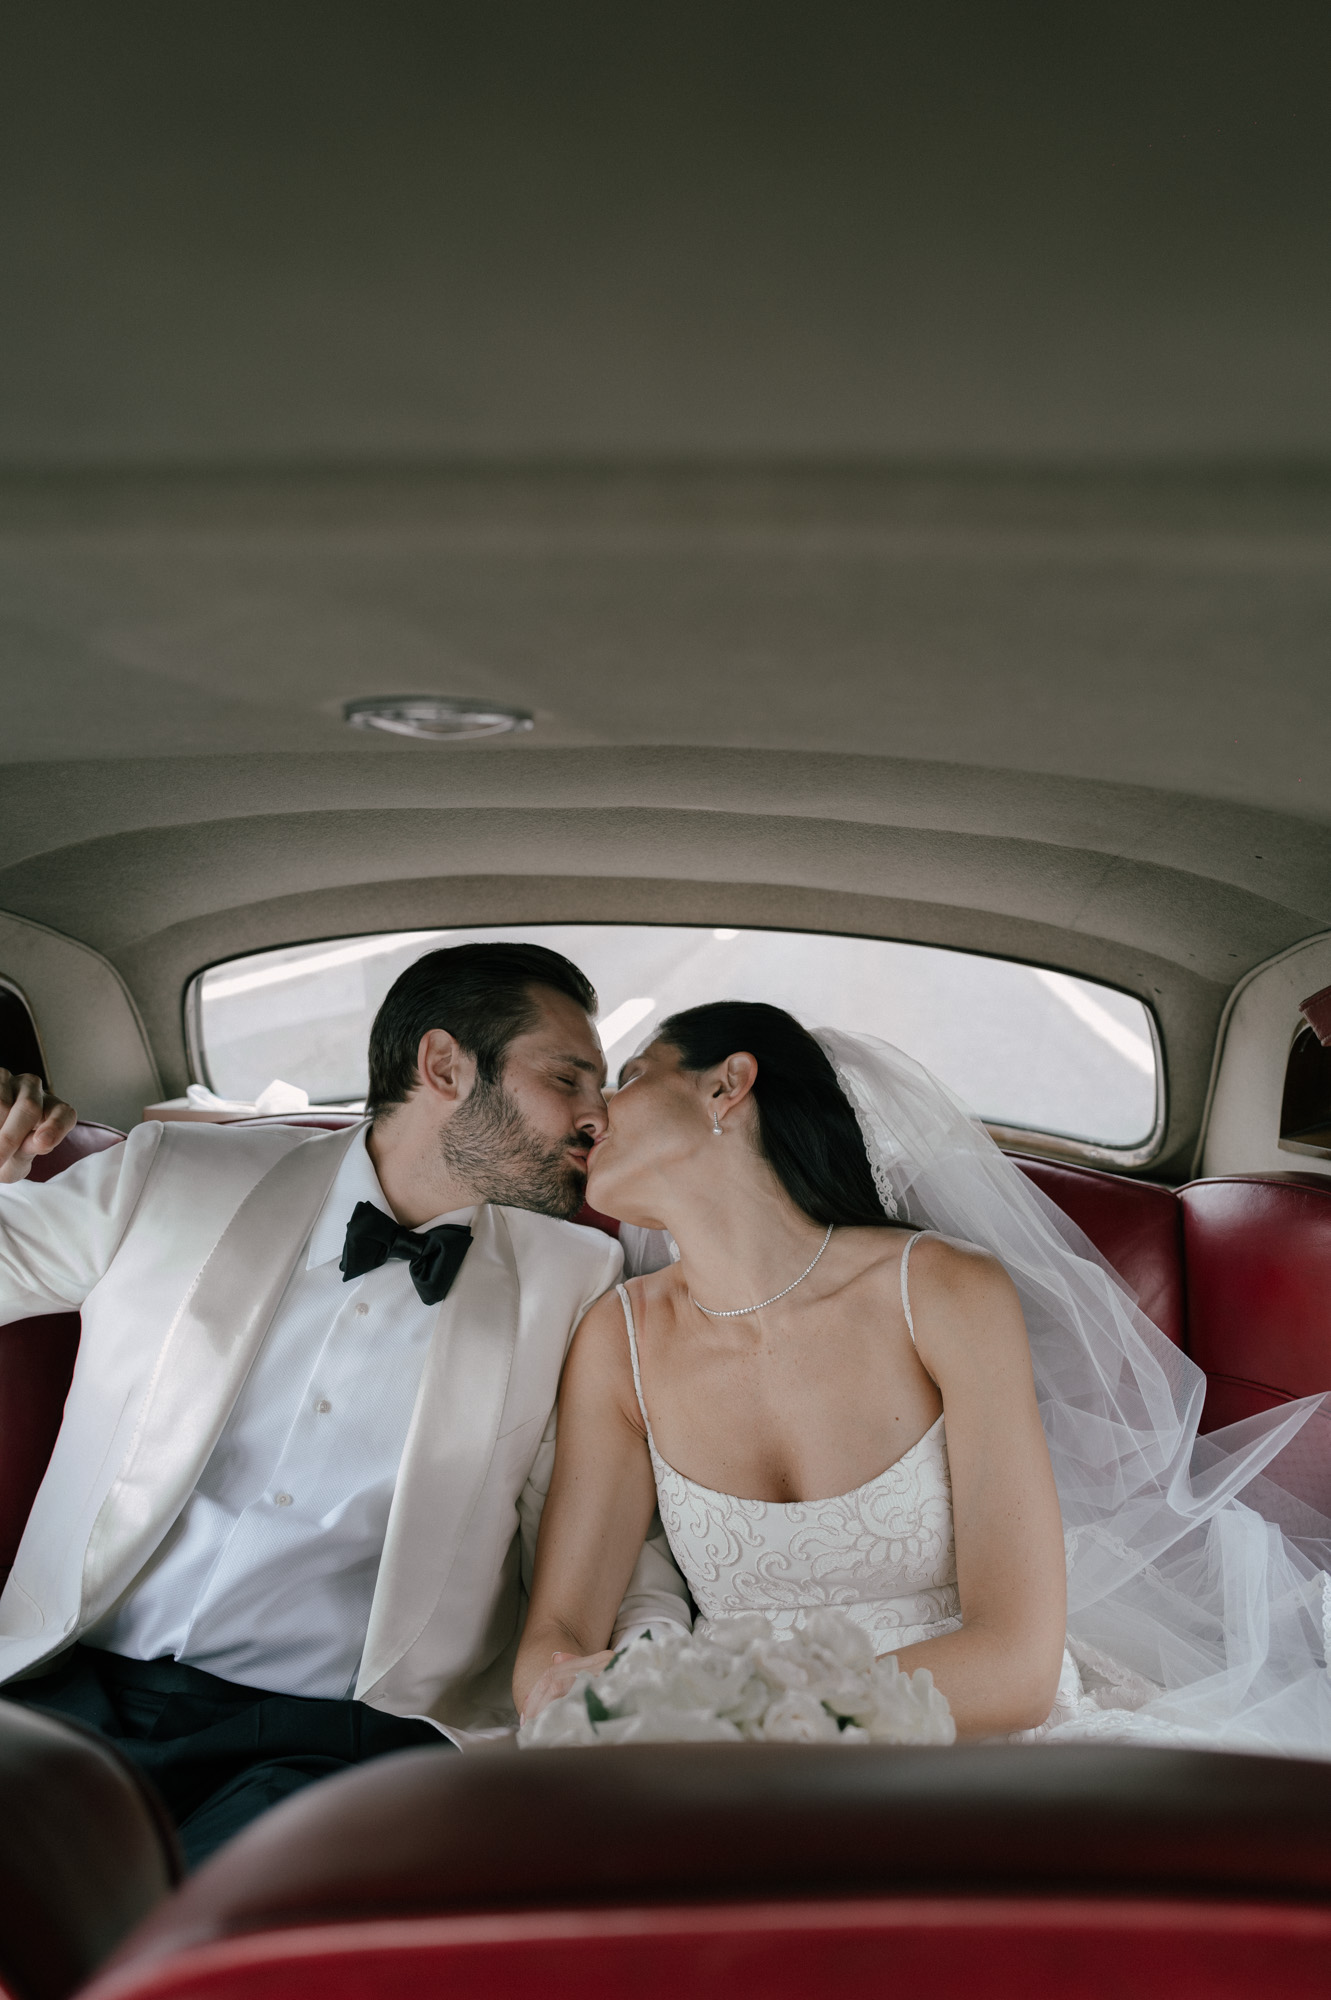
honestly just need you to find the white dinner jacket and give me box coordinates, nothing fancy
[0,1120,688,1737]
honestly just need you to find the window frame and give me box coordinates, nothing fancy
[183,927,1168,1171]
[1278,1018,1331,1162]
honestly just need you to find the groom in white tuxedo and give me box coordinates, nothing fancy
[0,942,688,1863]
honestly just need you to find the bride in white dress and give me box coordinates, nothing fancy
[515,1002,1331,1754]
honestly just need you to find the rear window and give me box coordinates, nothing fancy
[188,925,1160,1159]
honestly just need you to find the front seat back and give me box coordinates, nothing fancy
[0,1702,178,2000]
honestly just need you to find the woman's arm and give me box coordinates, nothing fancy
[513,1286,660,1720]
[887,1237,1066,1737]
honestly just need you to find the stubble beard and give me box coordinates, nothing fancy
[439,1076,589,1219]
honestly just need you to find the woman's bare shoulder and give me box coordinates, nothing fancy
[902,1232,1028,1368]
[623,1262,688,1314]
[563,1284,646,1427]
[831,1223,929,1287]
[909,1229,1012,1292]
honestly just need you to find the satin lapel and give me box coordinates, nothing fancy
[358,1203,520,1690]
[80,1125,360,1614]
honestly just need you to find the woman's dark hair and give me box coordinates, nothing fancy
[368,942,597,1113]
[655,1000,891,1228]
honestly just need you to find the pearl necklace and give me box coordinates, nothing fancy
[689,1223,835,1319]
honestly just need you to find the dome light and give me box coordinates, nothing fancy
[343,695,534,741]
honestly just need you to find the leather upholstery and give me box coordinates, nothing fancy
[78,1897,1331,2000]
[0,1124,124,1584]
[1182,1174,1331,1430]
[106,1742,1331,1974]
[1011,1155,1186,1347]
[0,1700,178,2000]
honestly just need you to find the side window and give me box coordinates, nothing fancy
[0,980,47,1082]
[1280,1000,1331,1160]
[187,924,1163,1165]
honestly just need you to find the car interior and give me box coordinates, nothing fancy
[2,6,1331,1997]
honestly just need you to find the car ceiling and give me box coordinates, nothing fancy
[1,4,1329,1175]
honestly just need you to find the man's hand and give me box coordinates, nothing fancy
[0,1071,76,1185]
[520,1648,616,1724]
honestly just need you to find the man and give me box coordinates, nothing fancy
[0,942,688,1865]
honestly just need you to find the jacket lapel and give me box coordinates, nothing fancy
[357,1203,520,1694]
[80,1124,361,1617]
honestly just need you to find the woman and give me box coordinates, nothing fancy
[516,1003,1331,1753]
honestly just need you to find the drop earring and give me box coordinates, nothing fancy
[712,1107,724,1136]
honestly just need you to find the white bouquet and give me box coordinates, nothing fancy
[518,1609,955,1748]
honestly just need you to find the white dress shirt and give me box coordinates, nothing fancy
[87,1131,472,1699]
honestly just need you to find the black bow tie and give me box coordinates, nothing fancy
[340,1201,473,1306]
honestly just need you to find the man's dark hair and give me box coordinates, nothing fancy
[367,943,598,1114]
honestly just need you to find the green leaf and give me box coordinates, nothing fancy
[585,1685,613,1724]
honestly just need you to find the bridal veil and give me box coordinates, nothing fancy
[820,1027,1331,1757]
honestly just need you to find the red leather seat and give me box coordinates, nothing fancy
[91,1742,1331,2000]
[1181,1174,1331,1432]
[77,1897,1331,2000]
[0,1123,124,1587]
[1011,1155,1186,1347]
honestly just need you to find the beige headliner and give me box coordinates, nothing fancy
[3,12,1331,1175]
[1,468,1329,1176]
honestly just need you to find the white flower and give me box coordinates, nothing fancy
[704,1614,771,1653]
[755,1690,843,1743]
[595,1709,744,1745]
[798,1610,876,1672]
[518,1679,600,1746]
[856,1660,956,1745]
[749,1637,814,1691]
[516,1610,956,1750]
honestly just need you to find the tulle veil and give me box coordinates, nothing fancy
[818,1027,1331,1757]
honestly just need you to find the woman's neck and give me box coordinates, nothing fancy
[658,1181,830,1324]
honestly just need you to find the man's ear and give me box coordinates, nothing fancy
[416,1029,477,1107]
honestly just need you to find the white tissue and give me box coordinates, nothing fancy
[184,1081,310,1115]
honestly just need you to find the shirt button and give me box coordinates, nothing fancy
[354,1302,370,1317]
[315,1398,331,1414]
[274,1492,294,1507]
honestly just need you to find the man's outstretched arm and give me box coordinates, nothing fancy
[0,1077,162,1324]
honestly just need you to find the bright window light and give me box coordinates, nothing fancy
[192,924,1160,1151]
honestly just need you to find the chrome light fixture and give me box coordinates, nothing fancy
[343,695,534,741]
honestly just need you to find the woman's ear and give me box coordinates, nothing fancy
[718,1051,758,1110]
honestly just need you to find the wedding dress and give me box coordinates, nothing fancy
[620,1031,1331,1757]
[617,1236,962,1656]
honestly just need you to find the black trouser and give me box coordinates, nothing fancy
[4,1646,449,1869]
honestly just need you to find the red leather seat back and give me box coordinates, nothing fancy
[0,1124,124,1585]
[99,1741,1331,1989]
[84,1899,1331,2000]
[574,1201,621,1238]
[1181,1174,1331,1430]
[1009,1155,1185,1347]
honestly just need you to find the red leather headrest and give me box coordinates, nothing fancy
[1011,1155,1185,1347]
[1181,1174,1331,1429]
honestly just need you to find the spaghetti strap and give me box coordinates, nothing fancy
[899,1229,931,1347]
[616,1282,655,1443]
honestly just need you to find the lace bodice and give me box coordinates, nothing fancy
[618,1231,962,1655]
